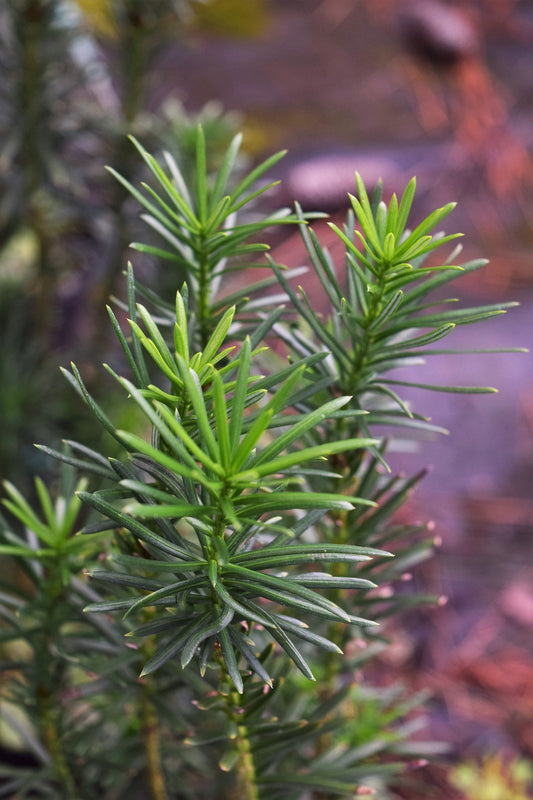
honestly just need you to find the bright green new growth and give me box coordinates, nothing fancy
[79,298,384,690]
[0,128,523,800]
[107,132,305,348]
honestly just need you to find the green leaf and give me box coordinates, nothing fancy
[395,176,416,237]
[194,125,208,224]
[154,399,224,478]
[77,491,196,559]
[268,623,315,680]
[394,201,458,259]
[180,605,234,668]
[275,615,343,653]
[107,305,144,387]
[35,443,115,480]
[110,551,207,573]
[233,492,359,512]
[89,570,162,593]
[136,305,176,370]
[299,214,344,309]
[213,581,277,628]
[385,378,498,394]
[352,173,383,255]
[139,210,195,256]
[128,136,199,228]
[84,598,140,614]
[0,544,50,558]
[2,482,54,547]
[203,195,233,237]
[236,438,378,482]
[124,576,208,619]
[33,477,56,531]
[256,396,352,464]
[163,149,193,207]
[401,258,487,307]
[107,166,181,232]
[112,375,221,481]
[218,626,243,693]
[211,372,232,471]
[233,542,388,569]
[289,573,375,589]
[367,290,403,331]
[386,191,399,236]
[211,131,243,205]
[130,242,185,266]
[126,264,150,385]
[228,626,273,686]
[174,357,220,463]
[401,232,463,261]
[224,563,352,622]
[123,501,217,521]
[62,363,120,442]
[328,222,378,276]
[374,323,456,353]
[229,149,287,207]
[199,304,236,367]
[140,622,200,677]
[378,303,516,339]
[228,337,253,455]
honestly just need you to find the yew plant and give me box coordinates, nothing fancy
[0,129,521,799]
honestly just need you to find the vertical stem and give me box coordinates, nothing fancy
[235,722,259,800]
[36,681,80,799]
[34,576,81,800]
[141,678,169,800]
[217,655,258,800]
[346,268,387,394]
[121,8,148,126]
[140,633,170,800]
[17,0,57,329]
[197,246,211,349]
[18,0,48,204]
[96,3,150,314]
[227,689,259,800]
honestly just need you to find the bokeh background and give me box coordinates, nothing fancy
[1,1,532,797]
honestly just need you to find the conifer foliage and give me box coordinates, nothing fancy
[0,129,522,799]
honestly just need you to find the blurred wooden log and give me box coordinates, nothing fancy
[399,1,480,67]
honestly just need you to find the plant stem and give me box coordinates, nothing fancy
[38,685,81,799]
[235,721,259,800]
[218,657,258,800]
[229,695,259,800]
[140,634,170,800]
[197,246,211,349]
[17,0,56,329]
[34,584,81,800]
[96,3,150,315]
[346,268,387,395]
[141,679,170,800]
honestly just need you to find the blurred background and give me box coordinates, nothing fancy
[0,1,532,797]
